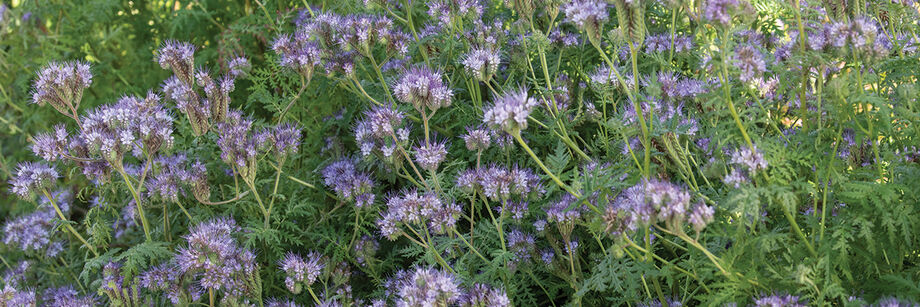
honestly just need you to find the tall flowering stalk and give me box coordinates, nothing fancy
[9,163,98,257]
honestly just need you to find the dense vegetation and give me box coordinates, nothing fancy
[3,0,920,306]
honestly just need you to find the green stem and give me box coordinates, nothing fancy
[118,167,152,242]
[43,190,99,257]
[512,131,580,198]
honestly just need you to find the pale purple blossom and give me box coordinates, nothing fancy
[9,162,58,198]
[483,88,539,134]
[394,66,453,112]
[279,252,325,294]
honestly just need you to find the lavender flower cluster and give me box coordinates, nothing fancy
[278,252,325,294]
[377,190,461,239]
[389,267,509,307]
[455,164,544,201]
[322,158,377,208]
[3,190,71,257]
[172,218,260,301]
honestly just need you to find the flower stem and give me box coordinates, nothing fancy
[43,190,99,257]
[117,167,152,242]
[512,131,580,198]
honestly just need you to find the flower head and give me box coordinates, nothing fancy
[31,61,92,117]
[563,0,609,39]
[462,48,501,82]
[321,158,376,208]
[273,32,323,80]
[483,88,539,134]
[279,252,325,294]
[156,40,196,83]
[414,139,448,171]
[175,218,259,298]
[394,66,453,112]
[9,162,58,198]
[396,267,461,307]
[754,293,806,307]
[462,126,491,151]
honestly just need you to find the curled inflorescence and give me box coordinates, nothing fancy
[483,88,539,134]
[377,190,460,239]
[278,252,325,294]
[455,164,544,201]
[394,66,453,112]
[175,218,260,299]
[322,158,377,208]
[30,61,92,120]
[9,162,58,199]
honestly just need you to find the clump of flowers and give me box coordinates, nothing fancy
[733,44,766,82]
[462,48,501,82]
[272,30,322,81]
[322,158,377,207]
[377,190,460,239]
[606,179,712,235]
[30,61,92,122]
[455,164,544,201]
[278,252,325,295]
[395,267,462,307]
[413,139,449,171]
[3,190,70,256]
[394,66,453,113]
[156,40,196,84]
[174,218,261,302]
[461,126,491,152]
[483,88,539,134]
[461,283,511,307]
[753,293,806,307]
[563,0,609,40]
[9,162,58,199]
[354,105,409,163]
[138,262,202,305]
[80,91,175,163]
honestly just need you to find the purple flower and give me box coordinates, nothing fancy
[139,262,203,305]
[414,139,448,171]
[30,61,92,118]
[272,123,302,158]
[483,88,539,134]
[462,126,491,151]
[215,111,274,180]
[9,162,58,198]
[194,68,236,122]
[733,44,766,82]
[753,293,806,307]
[279,252,325,294]
[428,0,483,27]
[703,0,741,26]
[639,297,684,307]
[273,31,323,80]
[3,191,70,253]
[394,66,453,112]
[730,145,768,174]
[456,165,544,201]
[563,0,609,38]
[462,48,501,82]
[506,229,535,262]
[688,203,715,232]
[396,267,461,306]
[81,91,175,161]
[227,56,251,78]
[354,106,407,160]
[31,124,70,162]
[376,190,458,239]
[462,283,511,307]
[1,285,36,307]
[156,40,196,84]
[43,286,98,307]
[175,218,259,298]
[321,158,376,208]
[723,167,749,188]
